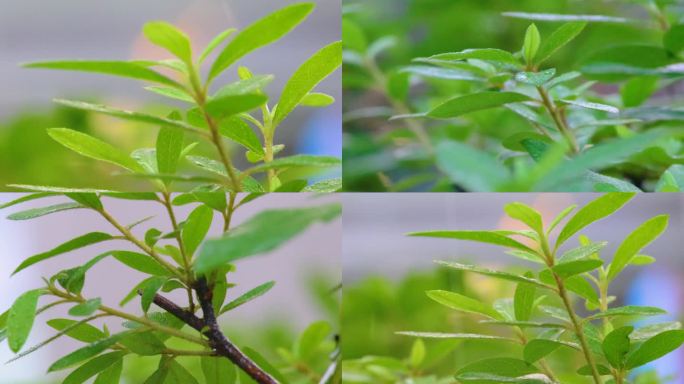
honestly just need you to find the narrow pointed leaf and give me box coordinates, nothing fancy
[24,60,180,87]
[536,22,587,64]
[426,92,532,119]
[13,232,113,275]
[426,290,502,320]
[143,21,192,64]
[7,289,42,352]
[273,41,342,126]
[209,3,314,80]
[182,205,214,256]
[552,259,603,278]
[435,261,553,289]
[48,128,145,172]
[396,331,518,343]
[586,305,666,321]
[48,334,125,371]
[220,281,275,313]
[195,204,340,274]
[607,215,668,280]
[62,352,124,384]
[409,230,536,253]
[68,298,101,317]
[7,202,84,221]
[556,193,635,248]
[199,28,236,63]
[625,330,684,368]
[205,93,267,118]
[201,356,236,384]
[47,318,106,343]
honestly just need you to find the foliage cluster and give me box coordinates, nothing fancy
[343,0,684,192]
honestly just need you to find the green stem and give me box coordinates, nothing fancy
[98,208,184,281]
[536,86,579,153]
[365,57,433,152]
[553,274,603,384]
[160,191,196,312]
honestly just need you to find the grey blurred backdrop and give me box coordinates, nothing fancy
[0,0,341,154]
[342,193,684,381]
[0,193,340,383]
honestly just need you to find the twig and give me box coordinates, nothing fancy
[149,284,279,384]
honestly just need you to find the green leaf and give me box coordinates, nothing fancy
[535,22,587,64]
[435,141,510,192]
[7,289,42,352]
[0,192,57,209]
[273,41,342,126]
[342,18,367,52]
[515,69,556,86]
[586,305,666,321]
[409,230,536,253]
[456,357,538,378]
[48,334,125,371]
[93,358,123,384]
[504,202,543,234]
[295,321,331,360]
[426,290,502,320]
[523,339,566,363]
[167,360,200,384]
[424,92,532,119]
[209,3,314,81]
[199,28,236,63]
[48,128,144,172]
[503,12,636,24]
[300,92,335,107]
[205,93,267,118]
[7,202,83,221]
[626,330,684,368]
[552,259,603,278]
[112,251,170,276]
[397,331,519,343]
[556,193,635,248]
[656,165,684,192]
[560,99,619,114]
[244,155,341,175]
[119,332,166,355]
[141,277,167,313]
[523,24,541,64]
[156,125,185,177]
[577,364,612,376]
[455,373,550,383]
[143,22,192,64]
[13,232,113,275]
[418,48,519,65]
[514,277,536,321]
[24,60,180,87]
[621,76,659,107]
[195,204,340,274]
[68,298,101,317]
[664,24,684,56]
[46,318,106,343]
[218,116,263,154]
[602,326,633,368]
[212,75,274,99]
[435,261,552,289]
[62,352,124,384]
[607,215,668,280]
[409,338,426,368]
[201,356,236,384]
[53,99,202,134]
[182,205,214,256]
[302,178,342,192]
[580,44,671,82]
[557,242,606,263]
[220,281,275,314]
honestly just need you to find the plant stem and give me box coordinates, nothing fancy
[365,57,433,152]
[49,288,206,347]
[552,274,603,384]
[98,208,184,281]
[162,348,217,357]
[223,192,237,233]
[195,278,278,383]
[160,191,196,312]
[536,86,579,153]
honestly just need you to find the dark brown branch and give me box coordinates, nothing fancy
[195,278,279,384]
[145,283,279,384]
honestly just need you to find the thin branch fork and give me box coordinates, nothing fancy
[146,280,279,384]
